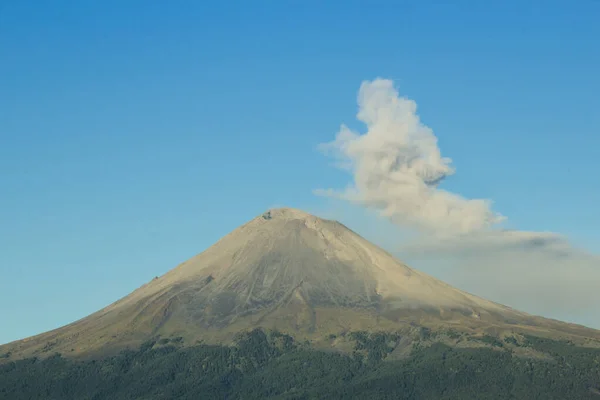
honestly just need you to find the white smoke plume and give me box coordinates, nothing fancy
[317,78,600,327]
[316,78,504,237]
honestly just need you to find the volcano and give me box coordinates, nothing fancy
[2,208,599,360]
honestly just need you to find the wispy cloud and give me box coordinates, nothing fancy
[317,78,600,327]
[401,232,600,323]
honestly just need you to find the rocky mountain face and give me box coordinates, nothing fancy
[2,208,599,360]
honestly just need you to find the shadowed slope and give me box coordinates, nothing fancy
[2,208,599,360]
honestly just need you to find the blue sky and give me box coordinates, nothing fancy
[1,1,599,344]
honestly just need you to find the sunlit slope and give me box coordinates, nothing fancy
[2,208,599,360]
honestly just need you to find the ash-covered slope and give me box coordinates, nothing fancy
[2,208,599,360]
[111,207,516,320]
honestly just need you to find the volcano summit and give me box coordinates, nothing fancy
[2,208,599,360]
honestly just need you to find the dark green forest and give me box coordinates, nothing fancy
[1,329,600,399]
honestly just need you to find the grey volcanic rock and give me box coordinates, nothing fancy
[2,208,599,359]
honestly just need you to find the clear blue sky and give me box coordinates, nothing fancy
[1,1,599,344]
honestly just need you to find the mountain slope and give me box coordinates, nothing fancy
[2,208,599,360]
